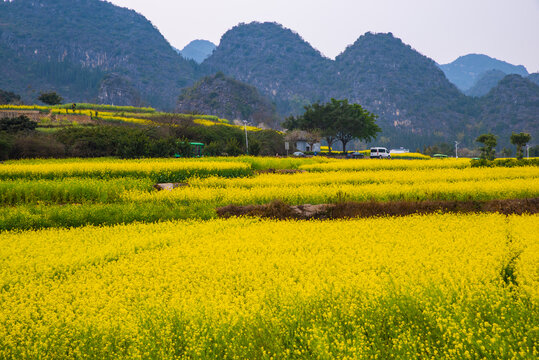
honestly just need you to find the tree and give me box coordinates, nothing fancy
[283,99,380,154]
[330,99,380,153]
[284,102,336,152]
[0,115,37,133]
[476,133,497,160]
[38,92,63,105]
[510,132,531,159]
[0,89,21,105]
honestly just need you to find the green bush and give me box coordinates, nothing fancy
[0,115,37,133]
[225,138,243,156]
[471,158,539,167]
[0,133,13,160]
[10,134,66,159]
[203,142,223,156]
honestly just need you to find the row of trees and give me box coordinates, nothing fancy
[476,132,532,160]
[283,98,381,153]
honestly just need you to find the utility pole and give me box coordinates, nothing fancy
[455,141,459,159]
[526,144,530,159]
[243,120,249,155]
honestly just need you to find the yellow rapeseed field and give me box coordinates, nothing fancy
[0,159,252,180]
[124,167,539,205]
[0,214,537,359]
[300,158,472,171]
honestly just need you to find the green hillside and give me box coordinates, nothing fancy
[0,0,196,110]
[177,72,280,128]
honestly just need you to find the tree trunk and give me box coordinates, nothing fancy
[342,140,349,154]
[326,137,334,153]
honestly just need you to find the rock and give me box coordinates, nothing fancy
[153,183,189,191]
[291,204,327,218]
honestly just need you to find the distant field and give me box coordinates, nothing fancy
[1,156,538,359]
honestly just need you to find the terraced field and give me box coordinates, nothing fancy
[1,157,538,359]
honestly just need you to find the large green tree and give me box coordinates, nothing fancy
[284,98,380,153]
[476,133,497,160]
[510,132,531,159]
[38,92,63,106]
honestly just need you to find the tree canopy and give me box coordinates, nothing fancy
[510,132,532,159]
[476,133,497,160]
[0,115,37,133]
[38,92,63,105]
[284,98,380,153]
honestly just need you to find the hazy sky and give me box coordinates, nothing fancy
[108,0,539,72]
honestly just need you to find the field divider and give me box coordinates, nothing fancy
[216,198,539,220]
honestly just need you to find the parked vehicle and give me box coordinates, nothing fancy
[346,152,365,159]
[292,151,306,157]
[370,147,391,159]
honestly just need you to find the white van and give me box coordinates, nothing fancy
[370,147,391,159]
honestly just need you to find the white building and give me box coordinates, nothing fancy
[390,147,410,154]
[295,140,321,153]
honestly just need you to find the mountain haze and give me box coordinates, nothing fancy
[439,54,529,91]
[528,73,539,86]
[465,69,507,97]
[476,75,539,145]
[180,40,217,64]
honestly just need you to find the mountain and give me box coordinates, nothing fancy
[528,73,539,86]
[333,32,471,140]
[475,75,539,146]
[2,8,536,149]
[465,69,507,97]
[202,23,538,148]
[177,72,280,128]
[439,54,528,91]
[97,74,142,107]
[202,22,333,115]
[204,24,473,147]
[180,40,217,64]
[0,0,196,110]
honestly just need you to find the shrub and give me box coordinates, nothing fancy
[148,137,177,158]
[471,158,539,168]
[0,115,37,133]
[175,139,193,158]
[225,138,243,156]
[203,142,223,156]
[10,134,65,159]
[0,133,13,160]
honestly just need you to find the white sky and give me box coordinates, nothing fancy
[107,0,539,72]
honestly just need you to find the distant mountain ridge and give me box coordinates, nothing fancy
[1,1,537,148]
[465,70,507,97]
[202,23,476,146]
[180,40,217,64]
[475,75,539,144]
[201,22,538,147]
[528,73,539,86]
[439,54,528,91]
